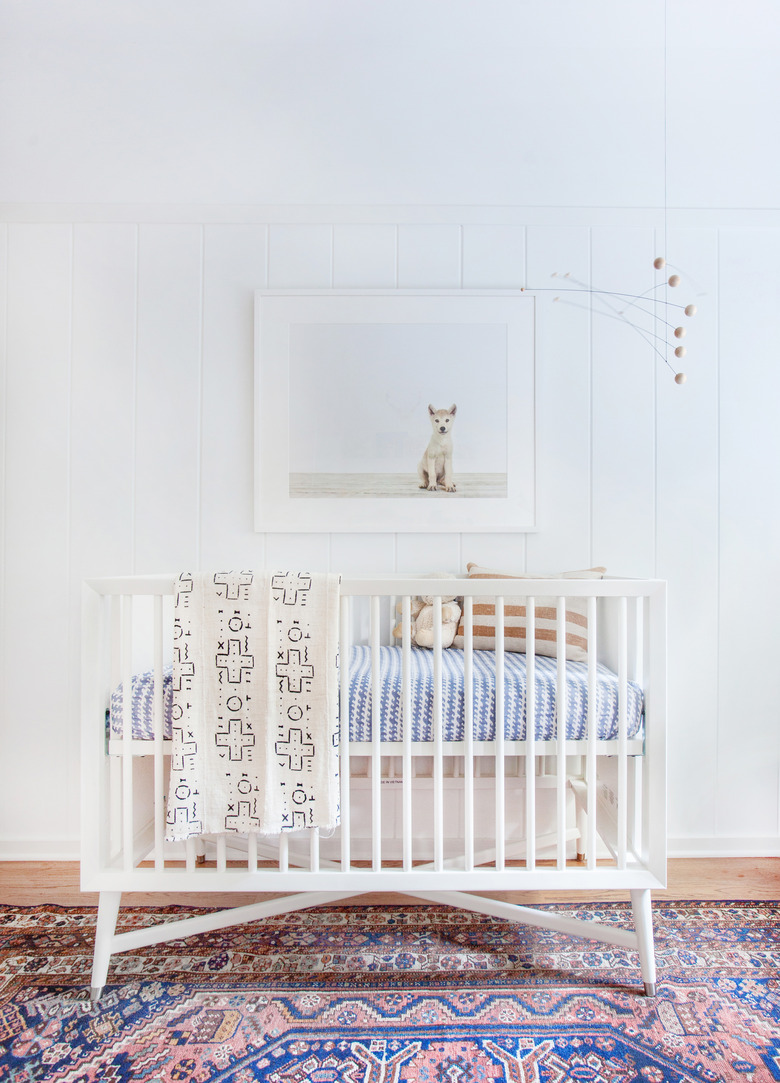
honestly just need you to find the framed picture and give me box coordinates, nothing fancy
[254,290,535,532]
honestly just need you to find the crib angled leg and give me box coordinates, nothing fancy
[91,891,122,1003]
[630,888,657,996]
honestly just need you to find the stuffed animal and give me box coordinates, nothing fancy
[392,573,462,649]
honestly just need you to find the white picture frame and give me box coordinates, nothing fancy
[254,289,536,532]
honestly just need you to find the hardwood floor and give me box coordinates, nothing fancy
[1,859,778,907]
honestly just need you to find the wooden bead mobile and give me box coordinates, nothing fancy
[526,257,698,385]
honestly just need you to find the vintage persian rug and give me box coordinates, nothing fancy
[1,901,779,1082]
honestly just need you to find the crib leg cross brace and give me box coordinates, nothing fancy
[405,888,657,997]
[89,889,359,1002]
[89,887,657,1002]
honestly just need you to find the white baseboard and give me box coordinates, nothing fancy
[0,839,80,862]
[668,837,780,858]
[3,837,780,862]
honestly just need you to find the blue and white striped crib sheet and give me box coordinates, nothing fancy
[347,646,643,742]
[109,645,643,743]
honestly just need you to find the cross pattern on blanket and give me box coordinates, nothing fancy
[225,800,260,832]
[171,650,194,691]
[214,717,256,761]
[276,648,314,692]
[165,571,340,841]
[170,726,198,770]
[213,570,254,600]
[276,728,315,771]
[216,638,255,683]
[272,571,312,606]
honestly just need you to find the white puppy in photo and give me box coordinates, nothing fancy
[417,403,457,492]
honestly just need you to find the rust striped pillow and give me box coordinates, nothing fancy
[454,563,606,662]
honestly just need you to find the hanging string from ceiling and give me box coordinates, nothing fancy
[519,2,700,386]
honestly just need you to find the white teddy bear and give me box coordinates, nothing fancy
[392,572,462,649]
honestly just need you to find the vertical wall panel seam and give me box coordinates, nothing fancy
[393,224,398,570]
[131,225,140,574]
[392,222,398,567]
[197,225,205,570]
[523,223,529,571]
[715,227,722,834]
[66,224,74,586]
[457,221,464,563]
[662,0,668,264]
[261,223,269,569]
[0,225,7,748]
[588,226,594,567]
[653,229,660,579]
[715,228,724,836]
[65,224,75,832]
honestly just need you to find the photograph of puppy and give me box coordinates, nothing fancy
[418,403,457,492]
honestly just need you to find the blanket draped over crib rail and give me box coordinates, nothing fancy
[165,571,341,841]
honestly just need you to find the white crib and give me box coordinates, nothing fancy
[81,574,666,1001]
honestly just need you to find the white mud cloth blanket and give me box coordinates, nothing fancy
[165,571,341,841]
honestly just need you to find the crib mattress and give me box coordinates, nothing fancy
[109,645,643,744]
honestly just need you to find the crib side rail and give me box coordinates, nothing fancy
[84,573,659,599]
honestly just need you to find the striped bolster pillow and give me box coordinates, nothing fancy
[453,563,606,662]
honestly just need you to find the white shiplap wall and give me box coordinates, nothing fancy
[1,208,779,858]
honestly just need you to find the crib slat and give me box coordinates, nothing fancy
[556,597,567,870]
[433,597,444,873]
[339,597,351,872]
[495,596,505,870]
[247,832,258,873]
[586,596,598,871]
[108,596,122,862]
[121,596,134,873]
[92,593,113,871]
[463,595,475,872]
[632,595,644,685]
[370,595,381,871]
[153,596,165,870]
[631,753,643,858]
[525,597,536,870]
[631,596,644,853]
[618,596,628,869]
[109,593,121,692]
[310,828,320,872]
[279,831,289,872]
[217,836,227,873]
[402,595,413,872]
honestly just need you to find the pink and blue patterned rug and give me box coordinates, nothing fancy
[1,901,779,1081]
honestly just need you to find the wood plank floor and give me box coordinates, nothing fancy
[1,859,778,907]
